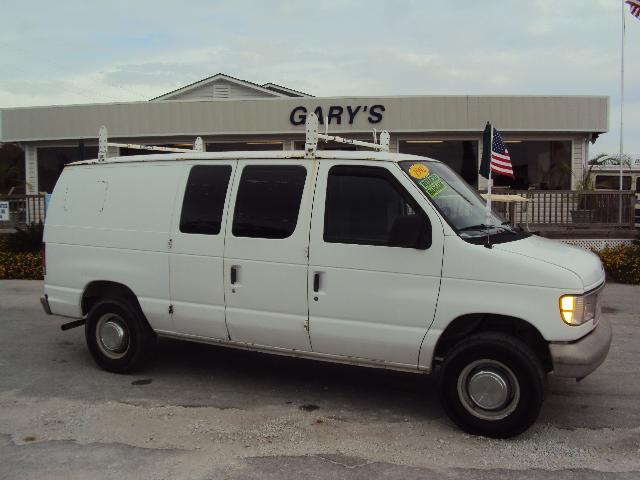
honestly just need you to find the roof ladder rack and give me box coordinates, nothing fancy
[97,125,204,162]
[304,112,390,158]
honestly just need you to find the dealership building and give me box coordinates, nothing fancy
[0,73,609,194]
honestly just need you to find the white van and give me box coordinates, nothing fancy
[41,123,611,438]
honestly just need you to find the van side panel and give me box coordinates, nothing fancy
[44,163,182,330]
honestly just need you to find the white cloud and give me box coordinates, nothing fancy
[0,0,638,153]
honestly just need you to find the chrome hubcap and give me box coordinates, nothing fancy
[96,314,129,359]
[467,369,509,410]
[457,359,520,421]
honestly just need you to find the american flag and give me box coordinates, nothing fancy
[628,0,640,19]
[490,127,514,178]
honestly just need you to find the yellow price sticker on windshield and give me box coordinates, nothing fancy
[408,164,429,179]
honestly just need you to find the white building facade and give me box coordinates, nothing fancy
[0,74,608,194]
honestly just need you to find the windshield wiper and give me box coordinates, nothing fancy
[458,223,499,232]
[499,221,522,234]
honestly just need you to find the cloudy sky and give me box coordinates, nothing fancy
[0,0,638,155]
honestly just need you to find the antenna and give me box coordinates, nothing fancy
[304,113,390,157]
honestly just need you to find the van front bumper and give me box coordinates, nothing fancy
[549,318,612,380]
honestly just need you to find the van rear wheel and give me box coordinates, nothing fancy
[438,332,545,438]
[85,297,154,373]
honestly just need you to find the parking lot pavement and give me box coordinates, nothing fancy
[0,280,639,480]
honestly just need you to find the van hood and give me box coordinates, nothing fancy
[493,235,605,290]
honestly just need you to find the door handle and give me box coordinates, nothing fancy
[230,265,238,285]
[313,272,321,293]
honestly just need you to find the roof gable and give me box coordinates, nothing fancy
[151,73,285,101]
[262,83,312,97]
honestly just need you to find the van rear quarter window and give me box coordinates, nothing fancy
[180,165,232,235]
[232,165,307,239]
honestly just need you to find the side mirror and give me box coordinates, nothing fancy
[388,214,432,249]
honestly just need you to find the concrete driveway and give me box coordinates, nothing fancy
[1,280,639,479]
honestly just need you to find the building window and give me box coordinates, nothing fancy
[323,165,430,248]
[37,146,98,193]
[180,165,232,235]
[207,142,284,152]
[293,140,361,151]
[119,144,195,156]
[0,144,26,194]
[594,175,632,190]
[492,141,571,190]
[232,165,307,239]
[399,140,478,187]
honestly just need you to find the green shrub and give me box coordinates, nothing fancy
[0,246,43,279]
[593,241,640,285]
[4,223,44,253]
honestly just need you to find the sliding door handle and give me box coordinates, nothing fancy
[313,272,320,293]
[230,265,238,285]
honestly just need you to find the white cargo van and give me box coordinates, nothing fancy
[41,119,611,438]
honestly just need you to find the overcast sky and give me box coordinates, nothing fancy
[0,0,638,155]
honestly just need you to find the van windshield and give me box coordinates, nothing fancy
[399,160,518,240]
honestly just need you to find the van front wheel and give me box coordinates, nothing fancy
[85,297,154,373]
[438,332,545,438]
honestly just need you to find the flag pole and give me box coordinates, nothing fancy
[485,125,494,248]
[619,0,626,222]
[486,125,494,225]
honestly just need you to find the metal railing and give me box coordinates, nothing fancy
[0,190,635,233]
[488,190,637,230]
[0,194,47,228]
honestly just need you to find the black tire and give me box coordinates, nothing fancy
[438,332,545,438]
[85,297,155,373]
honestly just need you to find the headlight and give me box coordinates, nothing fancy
[559,292,600,326]
[560,295,583,325]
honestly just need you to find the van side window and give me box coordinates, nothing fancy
[324,165,430,247]
[232,165,307,239]
[180,165,232,235]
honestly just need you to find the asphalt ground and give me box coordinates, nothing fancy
[1,280,639,479]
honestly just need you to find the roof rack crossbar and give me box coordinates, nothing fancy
[304,112,390,158]
[97,125,204,162]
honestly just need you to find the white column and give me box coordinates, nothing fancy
[24,145,39,194]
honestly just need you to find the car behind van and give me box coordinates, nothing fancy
[41,146,611,438]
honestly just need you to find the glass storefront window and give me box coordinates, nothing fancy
[492,141,571,190]
[293,140,360,151]
[38,146,98,193]
[0,144,26,194]
[207,142,284,152]
[399,140,479,187]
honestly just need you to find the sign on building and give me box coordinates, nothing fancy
[0,201,10,221]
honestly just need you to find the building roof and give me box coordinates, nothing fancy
[150,73,312,101]
[0,95,609,143]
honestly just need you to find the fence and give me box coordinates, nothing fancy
[489,190,637,232]
[0,190,636,234]
[0,195,47,228]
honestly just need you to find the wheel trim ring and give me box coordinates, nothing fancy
[96,313,130,360]
[456,359,521,422]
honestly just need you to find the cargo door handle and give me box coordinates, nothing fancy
[313,272,320,293]
[230,266,238,285]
